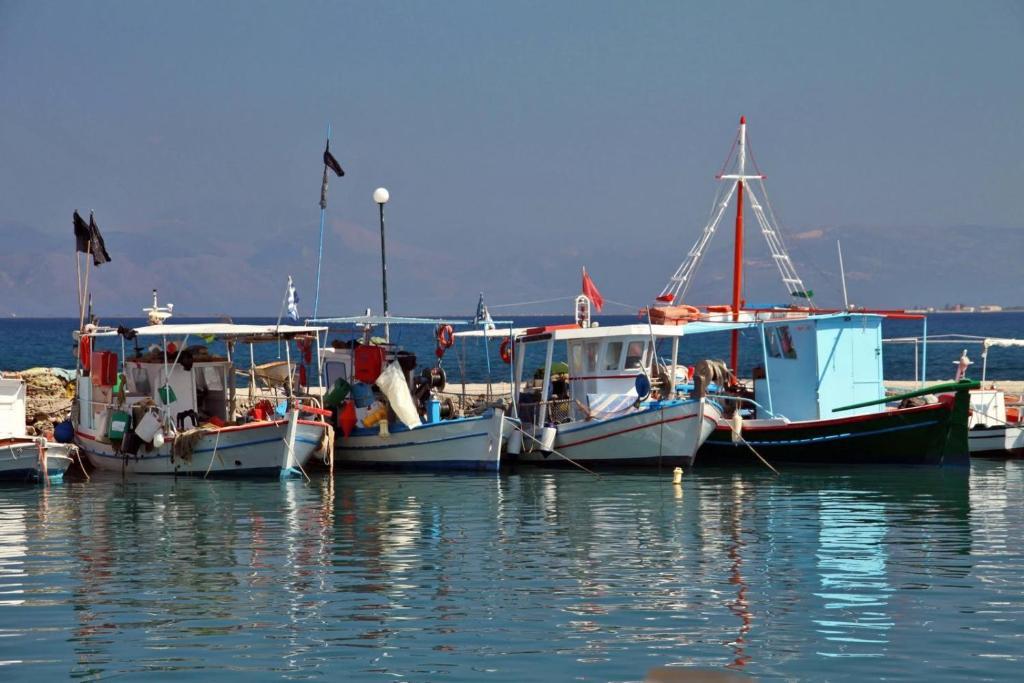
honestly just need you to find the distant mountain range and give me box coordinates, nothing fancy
[1,221,1021,317]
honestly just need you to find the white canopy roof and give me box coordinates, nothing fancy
[308,314,512,327]
[514,320,761,342]
[87,323,327,340]
[454,327,530,339]
[984,338,1024,349]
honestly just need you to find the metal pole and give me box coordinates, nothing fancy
[759,321,773,416]
[313,123,331,319]
[378,202,390,342]
[921,316,928,384]
[837,240,849,310]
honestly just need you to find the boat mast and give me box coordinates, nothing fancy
[729,116,747,373]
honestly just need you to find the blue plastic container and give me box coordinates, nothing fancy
[351,382,375,408]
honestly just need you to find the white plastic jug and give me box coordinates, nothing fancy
[134,410,161,442]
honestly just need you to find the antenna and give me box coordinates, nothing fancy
[837,240,849,310]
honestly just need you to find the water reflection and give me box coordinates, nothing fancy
[814,495,893,657]
[0,463,1019,681]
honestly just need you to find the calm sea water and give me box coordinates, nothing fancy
[1,462,1021,681]
[2,313,1024,381]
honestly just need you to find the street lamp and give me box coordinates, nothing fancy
[373,187,391,341]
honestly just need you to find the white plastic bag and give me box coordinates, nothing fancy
[374,362,422,429]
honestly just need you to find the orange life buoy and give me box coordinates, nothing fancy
[436,324,455,350]
[499,337,513,364]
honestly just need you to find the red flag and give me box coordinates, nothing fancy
[582,267,604,312]
[655,294,675,303]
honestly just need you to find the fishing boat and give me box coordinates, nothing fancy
[0,377,73,482]
[651,116,974,467]
[307,180,511,471]
[310,314,510,471]
[497,297,721,468]
[883,335,1024,457]
[73,296,331,477]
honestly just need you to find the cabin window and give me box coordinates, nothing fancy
[584,342,600,373]
[569,342,585,376]
[766,326,797,360]
[603,341,623,370]
[325,360,349,387]
[625,341,647,369]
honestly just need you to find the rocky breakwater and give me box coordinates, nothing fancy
[1,368,75,436]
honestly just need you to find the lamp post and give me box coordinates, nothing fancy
[373,187,391,342]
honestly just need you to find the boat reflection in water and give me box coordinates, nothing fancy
[3,462,1017,681]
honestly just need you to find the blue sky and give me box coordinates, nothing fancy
[1,1,1022,316]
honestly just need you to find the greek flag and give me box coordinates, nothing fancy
[287,276,300,321]
[473,292,494,329]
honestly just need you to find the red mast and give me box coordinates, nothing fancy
[729,115,747,375]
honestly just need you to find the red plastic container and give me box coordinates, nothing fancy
[79,335,92,372]
[353,344,386,384]
[90,351,118,386]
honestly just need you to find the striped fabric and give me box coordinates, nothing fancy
[586,393,637,419]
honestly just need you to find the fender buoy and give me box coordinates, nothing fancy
[499,337,513,364]
[436,324,455,350]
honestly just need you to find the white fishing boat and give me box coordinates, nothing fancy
[0,377,73,482]
[502,298,720,468]
[311,314,510,471]
[73,298,331,477]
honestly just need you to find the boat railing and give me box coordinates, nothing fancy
[519,398,574,427]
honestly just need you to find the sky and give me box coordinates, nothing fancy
[1,0,1022,317]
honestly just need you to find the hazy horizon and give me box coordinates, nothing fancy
[2,1,1022,317]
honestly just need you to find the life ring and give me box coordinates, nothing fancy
[436,324,455,350]
[499,337,513,364]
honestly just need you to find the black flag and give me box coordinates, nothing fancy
[88,213,112,266]
[323,140,344,177]
[73,211,91,253]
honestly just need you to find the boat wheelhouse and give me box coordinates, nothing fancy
[504,311,723,468]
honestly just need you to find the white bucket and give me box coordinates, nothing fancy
[539,426,557,452]
[506,429,523,455]
[134,410,161,442]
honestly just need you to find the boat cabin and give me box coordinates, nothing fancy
[512,323,695,427]
[755,314,885,420]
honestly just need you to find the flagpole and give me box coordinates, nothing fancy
[313,123,330,319]
[276,276,290,332]
[74,247,83,375]
[80,216,94,331]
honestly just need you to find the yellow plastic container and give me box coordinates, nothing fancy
[362,405,388,428]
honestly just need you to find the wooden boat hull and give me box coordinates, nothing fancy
[969,425,1024,458]
[334,408,506,472]
[77,419,326,476]
[517,398,720,468]
[698,394,971,467]
[0,439,73,482]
